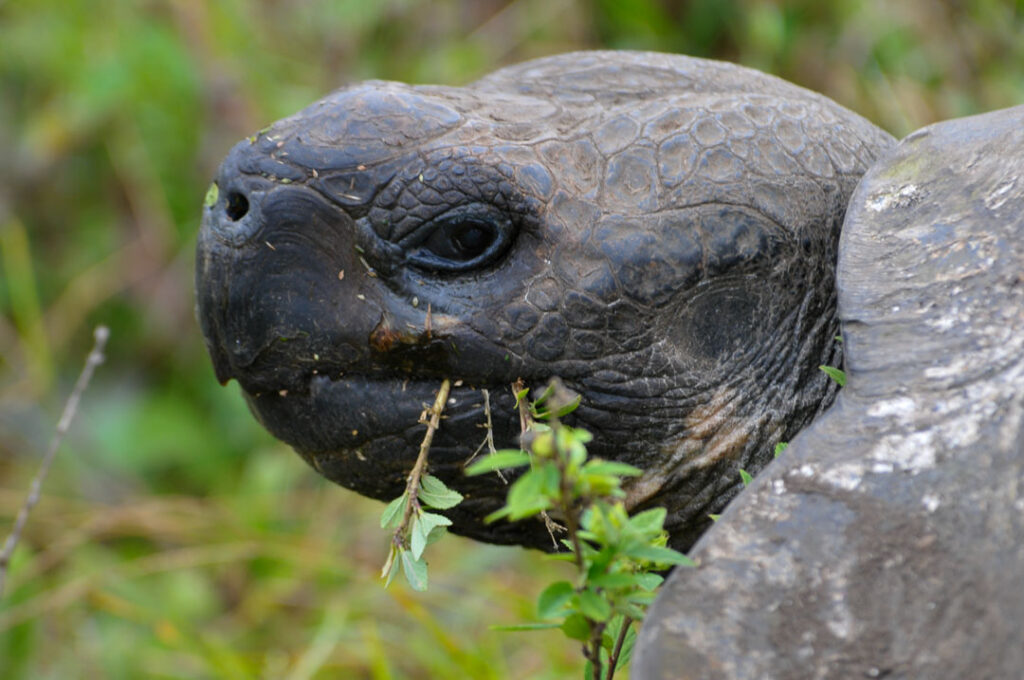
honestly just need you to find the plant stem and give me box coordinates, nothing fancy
[467,388,506,482]
[513,377,531,433]
[513,378,564,547]
[554,430,585,573]
[605,616,633,680]
[549,415,603,679]
[589,633,604,680]
[0,325,109,598]
[393,378,450,544]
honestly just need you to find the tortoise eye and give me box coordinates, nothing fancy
[426,220,494,261]
[406,208,513,272]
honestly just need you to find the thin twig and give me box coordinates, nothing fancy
[591,640,604,680]
[467,389,506,483]
[554,428,586,570]
[392,379,451,546]
[513,378,531,434]
[512,379,565,548]
[605,616,633,680]
[529,379,604,675]
[481,389,506,483]
[0,325,109,598]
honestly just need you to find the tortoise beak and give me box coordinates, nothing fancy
[195,136,385,397]
[194,140,285,387]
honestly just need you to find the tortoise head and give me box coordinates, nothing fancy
[196,51,894,549]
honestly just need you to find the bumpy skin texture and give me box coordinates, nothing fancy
[196,52,894,550]
[633,105,1024,680]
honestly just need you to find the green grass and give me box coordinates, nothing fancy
[1,0,1021,677]
[1,446,583,679]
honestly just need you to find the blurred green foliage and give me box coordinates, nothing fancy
[0,0,1021,677]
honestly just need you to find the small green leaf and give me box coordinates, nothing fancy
[400,549,428,591]
[579,473,621,497]
[505,499,551,522]
[484,506,512,524]
[589,572,640,590]
[410,516,427,561]
[627,507,667,534]
[622,589,658,606]
[550,393,582,418]
[708,513,721,522]
[381,545,400,587]
[621,603,647,620]
[613,626,638,670]
[819,365,847,386]
[537,581,574,619]
[380,494,407,529]
[567,439,588,470]
[420,474,458,495]
[560,613,591,641]
[203,182,219,207]
[528,430,555,457]
[418,474,464,509]
[577,589,612,622]
[634,572,664,591]
[411,511,452,560]
[504,467,553,520]
[418,511,452,534]
[739,469,753,486]
[424,524,447,547]
[623,543,695,567]
[490,623,562,632]
[538,462,561,496]
[465,450,531,476]
[603,614,631,650]
[568,426,592,443]
[774,441,788,458]
[557,427,592,462]
[533,382,556,408]
[582,460,643,477]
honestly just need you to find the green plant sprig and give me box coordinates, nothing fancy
[467,379,693,680]
[819,364,847,387]
[380,378,464,591]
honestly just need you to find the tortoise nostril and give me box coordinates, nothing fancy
[225,192,249,221]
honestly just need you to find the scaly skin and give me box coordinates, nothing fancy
[195,52,894,550]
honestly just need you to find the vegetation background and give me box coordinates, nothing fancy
[1,1,1021,677]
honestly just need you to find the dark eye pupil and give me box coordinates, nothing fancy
[422,219,494,262]
[411,214,506,272]
[450,222,489,256]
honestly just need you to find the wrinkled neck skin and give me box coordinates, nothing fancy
[196,52,893,551]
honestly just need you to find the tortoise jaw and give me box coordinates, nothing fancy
[243,373,448,458]
[237,370,566,550]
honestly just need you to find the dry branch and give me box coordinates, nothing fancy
[0,325,109,597]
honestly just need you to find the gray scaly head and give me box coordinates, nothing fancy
[195,51,894,549]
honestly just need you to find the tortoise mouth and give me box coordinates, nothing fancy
[240,370,559,548]
[241,370,524,481]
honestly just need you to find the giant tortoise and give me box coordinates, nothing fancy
[196,51,892,551]
[195,51,1024,677]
